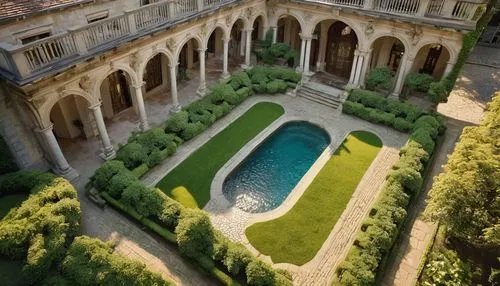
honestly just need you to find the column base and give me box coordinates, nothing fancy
[99,149,116,161]
[196,88,206,97]
[296,66,304,72]
[389,92,400,100]
[240,64,251,70]
[54,166,79,182]
[170,104,181,113]
[221,72,231,81]
[139,121,149,131]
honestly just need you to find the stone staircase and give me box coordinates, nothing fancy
[297,82,346,109]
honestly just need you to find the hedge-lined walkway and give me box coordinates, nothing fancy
[156,102,284,207]
[245,131,383,266]
[381,57,495,286]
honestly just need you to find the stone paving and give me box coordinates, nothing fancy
[143,93,408,285]
[381,48,499,286]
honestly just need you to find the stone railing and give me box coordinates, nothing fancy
[0,0,232,82]
[303,0,485,21]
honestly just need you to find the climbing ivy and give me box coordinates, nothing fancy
[428,0,498,103]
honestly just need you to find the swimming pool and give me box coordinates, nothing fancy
[223,121,330,213]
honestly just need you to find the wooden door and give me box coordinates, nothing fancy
[325,22,358,79]
[144,54,163,92]
[421,45,442,75]
[108,71,132,114]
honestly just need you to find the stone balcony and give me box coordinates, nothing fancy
[0,0,486,85]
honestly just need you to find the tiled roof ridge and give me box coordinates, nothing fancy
[0,0,94,21]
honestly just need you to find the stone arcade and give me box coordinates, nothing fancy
[0,0,483,179]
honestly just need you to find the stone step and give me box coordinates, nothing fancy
[297,91,341,109]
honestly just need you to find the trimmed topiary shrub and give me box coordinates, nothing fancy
[120,182,164,217]
[246,258,276,286]
[208,83,239,105]
[251,73,269,84]
[175,208,215,259]
[164,111,189,134]
[223,243,253,275]
[106,170,139,199]
[404,72,434,94]
[61,236,172,286]
[92,160,127,191]
[266,81,282,94]
[180,122,206,141]
[230,71,252,90]
[133,128,175,153]
[158,194,183,229]
[409,129,435,155]
[365,67,392,91]
[116,142,149,170]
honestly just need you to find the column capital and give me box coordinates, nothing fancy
[168,62,179,68]
[36,124,54,134]
[243,28,254,32]
[132,81,145,89]
[88,101,102,110]
[300,35,313,41]
[197,48,207,53]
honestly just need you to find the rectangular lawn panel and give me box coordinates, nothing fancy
[156,102,285,208]
[245,131,382,265]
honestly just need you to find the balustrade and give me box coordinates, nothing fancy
[134,1,170,31]
[21,33,78,71]
[0,0,485,81]
[375,0,420,14]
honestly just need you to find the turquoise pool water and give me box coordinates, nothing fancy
[223,121,330,213]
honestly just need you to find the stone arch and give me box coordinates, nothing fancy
[229,16,251,33]
[138,48,174,82]
[204,23,230,46]
[412,40,457,63]
[367,32,411,57]
[92,63,140,98]
[250,12,269,33]
[174,34,204,64]
[308,16,365,48]
[411,42,452,79]
[270,10,306,34]
[40,89,95,128]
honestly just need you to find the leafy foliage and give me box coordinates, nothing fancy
[338,93,443,284]
[60,236,172,286]
[425,92,500,246]
[420,250,472,285]
[175,208,215,259]
[365,67,392,91]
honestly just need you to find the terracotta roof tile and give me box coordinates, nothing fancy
[0,0,91,20]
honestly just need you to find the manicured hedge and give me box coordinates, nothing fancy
[403,72,435,98]
[365,67,392,91]
[337,92,445,285]
[0,171,172,285]
[91,68,299,286]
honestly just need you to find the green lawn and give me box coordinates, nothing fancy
[245,131,382,265]
[0,193,28,219]
[156,102,285,208]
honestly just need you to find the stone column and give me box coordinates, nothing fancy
[239,29,246,57]
[272,26,277,43]
[354,53,364,87]
[133,83,149,131]
[391,56,414,98]
[303,37,312,75]
[244,28,253,68]
[359,49,373,87]
[443,61,455,78]
[37,125,78,180]
[89,102,115,160]
[197,48,207,96]
[348,50,360,85]
[169,63,180,112]
[298,36,306,72]
[222,38,230,79]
